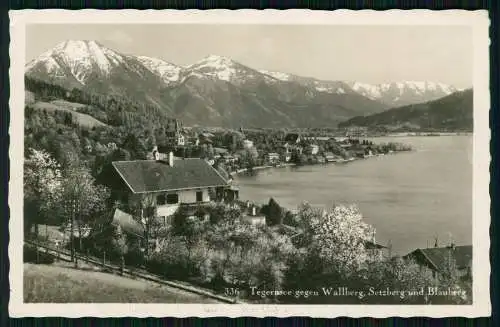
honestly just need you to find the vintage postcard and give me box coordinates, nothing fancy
[8,9,490,317]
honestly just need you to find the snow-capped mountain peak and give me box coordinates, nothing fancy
[25,40,125,85]
[186,55,257,83]
[135,55,183,85]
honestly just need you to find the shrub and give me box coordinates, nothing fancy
[262,198,284,226]
[146,237,198,279]
[24,245,55,264]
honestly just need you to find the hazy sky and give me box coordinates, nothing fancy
[26,24,472,88]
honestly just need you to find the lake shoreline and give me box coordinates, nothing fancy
[232,135,472,255]
[229,152,400,177]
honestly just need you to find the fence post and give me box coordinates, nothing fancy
[86,249,89,264]
[102,251,106,268]
[36,246,40,264]
[120,255,124,276]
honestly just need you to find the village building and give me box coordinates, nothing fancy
[266,152,281,164]
[189,137,200,146]
[307,144,319,155]
[404,244,472,280]
[364,240,390,260]
[316,155,326,164]
[345,126,368,138]
[111,151,239,228]
[240,204,266,226]
[174,133,186,146]
[281,152,292,163]
[283,133,301,145]
[303,136,331,142]
[323,152,337,162]
[282,133,303,158]
[213,147,229,158]
[165,118,185,146]
[216,153,238,166]
[242,139,254,149]
[198,132,215,145]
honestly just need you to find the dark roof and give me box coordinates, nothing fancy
[200,132,215,138]
[216,166,230,181]
[214,147,228,155]
[365,240,388,249]
[406,245,472,272]
[112,159,229,193]
[284,133,300,143]
[111,208,144,238]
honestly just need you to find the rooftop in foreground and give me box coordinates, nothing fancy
[112,158,229,193]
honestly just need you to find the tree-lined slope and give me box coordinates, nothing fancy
[338,89,473,131]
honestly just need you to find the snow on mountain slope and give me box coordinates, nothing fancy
[261,70,353,95]
[25,39,466,122]
[187,55,239,81]
[260,70,292,82]
[260,67,460,105]
[344,80,460,106]
[348,82,383,99]
[135,56,183,85]
[186,55,263,84]
[26,40,125,85]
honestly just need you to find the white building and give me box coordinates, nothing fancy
[243,139,254,149]
[309,144,319,155]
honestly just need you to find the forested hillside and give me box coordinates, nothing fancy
[26,77,172,129]
[338,89,473,132]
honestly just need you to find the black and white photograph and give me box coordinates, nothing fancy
[8,9,490,317]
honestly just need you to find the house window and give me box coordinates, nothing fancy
[196,191,203,202]
[157,194,166,205]
[166,193,179,204]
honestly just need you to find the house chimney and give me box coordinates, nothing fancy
[169,151,174,166]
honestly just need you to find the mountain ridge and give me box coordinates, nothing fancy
[25,40,467,127]
[338,89,473,132]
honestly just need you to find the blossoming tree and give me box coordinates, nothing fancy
[24,148,63,237]
[302,203,376,277]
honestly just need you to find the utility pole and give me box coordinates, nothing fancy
[70,199,75,263]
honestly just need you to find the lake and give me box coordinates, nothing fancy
[234,136,473,255]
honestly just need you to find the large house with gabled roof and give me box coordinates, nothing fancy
[111,152,239,226]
